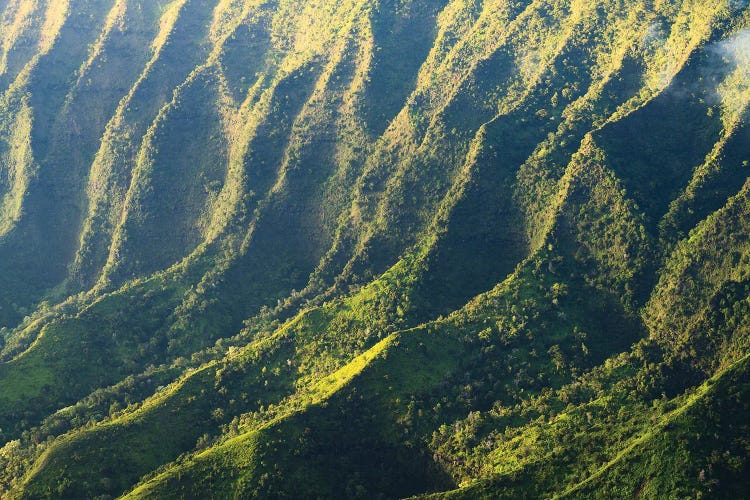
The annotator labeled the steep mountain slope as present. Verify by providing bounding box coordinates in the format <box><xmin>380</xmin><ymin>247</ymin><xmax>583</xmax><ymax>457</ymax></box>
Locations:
<box><xmin>0</xmin><ymin>0</ymin><xmax>748</xmax><ymax>497</ymax></box>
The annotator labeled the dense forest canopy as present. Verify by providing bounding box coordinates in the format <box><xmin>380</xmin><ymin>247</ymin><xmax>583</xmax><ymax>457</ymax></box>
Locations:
<box><xmin>0</xmin><ymin>0</ymin><xmax>748</xmax><ymax>497</ymax></box>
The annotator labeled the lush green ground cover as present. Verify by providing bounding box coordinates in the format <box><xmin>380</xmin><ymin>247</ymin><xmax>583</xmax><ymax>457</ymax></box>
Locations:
<box><xmin>0</xmin><ymin>0</ymin><xmax>748</xmax><ymax>497</ymax></box>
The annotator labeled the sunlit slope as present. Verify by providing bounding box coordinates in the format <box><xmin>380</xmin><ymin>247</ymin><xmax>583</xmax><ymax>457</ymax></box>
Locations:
<box><xmin>0</xmin><ymin>0</ymin><xmax>748</xmax><ymax>498</ymax></box>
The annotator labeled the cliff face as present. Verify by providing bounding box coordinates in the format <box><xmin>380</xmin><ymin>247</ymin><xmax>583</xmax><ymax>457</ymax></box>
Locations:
<box><xmin>0</xmin><ymin>0</ymin><xmax>748</xmax><ymax>497</ymax></box>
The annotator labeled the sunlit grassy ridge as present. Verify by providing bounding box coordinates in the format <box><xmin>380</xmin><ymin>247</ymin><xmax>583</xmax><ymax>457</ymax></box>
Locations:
<box><xmin>0</xmin><ymin>0</ymin><xmax>748</xmax><ymax>497</ymax></box>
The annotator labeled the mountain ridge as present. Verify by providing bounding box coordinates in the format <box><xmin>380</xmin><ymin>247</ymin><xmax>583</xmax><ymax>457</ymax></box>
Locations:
<box><xmin>0</xmin><ymin>0</ymin><xmax>748</xmax><ymax>497</ymax></box>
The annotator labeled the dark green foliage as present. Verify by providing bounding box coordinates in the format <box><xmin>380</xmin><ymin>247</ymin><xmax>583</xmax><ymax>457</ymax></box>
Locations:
<box><xmin>0</xmin><ymin>0</ymin><xmax>748</xmax><ymax>498</ymax></box>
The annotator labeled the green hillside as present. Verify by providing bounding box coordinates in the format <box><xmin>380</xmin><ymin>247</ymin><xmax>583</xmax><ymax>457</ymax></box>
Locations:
<box><xmin>0</xmin><ymin>0</ymin><xmax>748</xmax><ymax>497</ymax></box>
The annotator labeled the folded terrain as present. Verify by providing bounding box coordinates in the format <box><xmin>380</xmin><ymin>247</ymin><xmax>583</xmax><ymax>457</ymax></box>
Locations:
<box><xmin>0</xmin><ymin>0</ymin><xmax>748</xmax><ymax>497</ymax></box>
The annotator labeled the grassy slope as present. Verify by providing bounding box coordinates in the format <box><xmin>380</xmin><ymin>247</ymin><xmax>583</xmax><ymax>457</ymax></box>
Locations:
<box><xmin>0</xmin><ymin>0</ymin><xmax>748</xmax><ymax>498</ymax></box>
<box><xmin>426</xmin><ymin>179</ymin><xmax>750</xmax><ymax>498</ymax></box>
